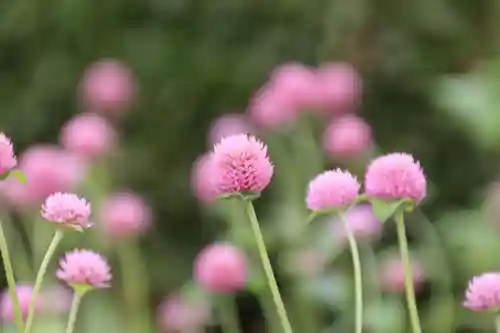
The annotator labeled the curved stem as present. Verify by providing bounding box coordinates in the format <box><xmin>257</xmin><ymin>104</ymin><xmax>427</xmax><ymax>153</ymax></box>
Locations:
<box><xmin>245</xmin><ymin>201</ymin><xmax>293</xmax><ymax>333</ymax></box>
<box><xmin>65</xmin><ymin>292</ymin><xmax>83</xmax><ymax>333</ymax></box>
<box><xmin>24</xmin><ymin>229</ymin><xmax>64</xmax><ymax>333</ymax></box>
<box><xmin>0</xmin><ymin>218</ymin><xmax>25</xmax><ymax>332</ymax></box>
<box><xmin>218</xmin><ymin>294</ymin><xmax>242</xmax><ymax>333</ymax></box>
<box><xmin>395</xmin><ymin>211</ymin><xmax>422</xmax><ymax>333</ymax></box>
<box><xmin>339</xmin><ymin>214</ymin><xmax>363</xmax><ymax>333</ymax></box>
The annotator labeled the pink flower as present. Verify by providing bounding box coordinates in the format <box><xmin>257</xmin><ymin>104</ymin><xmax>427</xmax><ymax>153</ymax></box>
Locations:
<box><xmin>306</xmin><ymin>169</ymin><xmax>360</xmax><ymax>211</ymax></box>
<box><xmin>380</xmin><ymin>257</ymin><xmax>425</xmax><ymax>292</ymax></box>
<box><xmin>57</xmin><ymin>249</ymin><xmax>112</xmax><ymax>289</ymax></box>
<box><xmin>208</xmin><ymin>113</ymin><xmax>252</xmax><ymax>146</ymax></box>
<box><xmin>79</xmin><ymin>59</ymin><xmax>135</xmax><ymax>114</ymax></box>
<box><xmin>194</xmin><ymin>244</ymin><xmax>247</xmax><ymax>292</ymax></box>
<box><xmin>0</xmin><ymin>284</ymin><xmax>39</xmax><ymax>322</ymax></box>
<box><xmin>0</xmin><ymin>133</ymin><xmax>17</xmax><ymax>175</ymax></box>
<box><xmin>463</xmin><ymin>272</ymin><xmax>500</xmax><ymax>311</ymax></box>
<box><xmin>99</xmin><ymin>192</ymin><xmax>151</xmax><ymax>239</ymax></box>
<box><xmin>210</xmin><ymin>134</ymin><xmax>273</xmax><ymax>196</ymax></box>
<box><xmin>40</xmin><ymin>285</ymin><xmax>72</xmax><ymax>315</ymax></box>
<box><xmin>41</xmin><ymin>193</ymin><xmax>91</xmax><ymax>231</ymax></box>
<box><xmin>323</xmin><ymin>115</ymin><xmax>372</xmax><ymax>159</ymax></box>
<box><xmin>365</xmin><ymin>153</ymin><xmax>427</xmax><ymax>203</ymax></box>
<box><xmin>158</xmin><ymin>294</ymin><xmax>209</xmax><ymax>332</ymax></box>
<box><xmin>190</xmin><ymin>154</ymin><xmax>217</xmax><ymax>204</ymax></box>
<box><xmin>60</xmin><ymin>113</ymin><xmax>117</xmax><ymax>159</ymax></box>
<box><xmin>332</xmin><ymin>204</ymin><xmax>382</xmax><ymax>243</ymax></box>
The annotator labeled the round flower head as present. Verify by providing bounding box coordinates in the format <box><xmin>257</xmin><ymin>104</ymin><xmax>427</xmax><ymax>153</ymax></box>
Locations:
<box><xmin>332</xmin><ymin>204</ymin><xmax>382</xmax><ymax>243</ymax></box>
<box><xmin>323</xmin><ymin>115</ymin><xmax>373</xmax><ymax>159</ymax></box>
<box><xmin>463</xmin><ymin>272</ymin><xmax>500</xmax><ymax>312</ymax></box>
<box><xmin>0</xmin><ymin>284</ymin><xmax>39</xmax><ymax>322</ymax></box>
<box><xmin>208</xmin><ymin>113</ymin><xmax>252</xmax><ymax>147</ymax></box>
<box><xmin>57</xmin><ymin>249</ymin><xmax>111</xmax><ymax>289</ymax></box>
<box><xmin>190</xmin><ymin>154</ymin><xmax>218</xmax><ymax>204</ymax></box>
<box><xmin>210</xmin><ymin>134</ymin><xmax>273</xmax><ymax>196</ymax></box>
<box><xmin>380</xmin><ymin>257</ymin><xmax>425</xmax><ymax>292</ymax></box>
<box><xmin>158</xmin><ymin>294</ymin><xmax>209</xmax><ymax>332</ymax></box>
<box><xmin>41</xmin><ymin>193</ymin><xmax>91</xmax><ymax>231</ymax></box>
<box><xmin>60</xmin><ymin>113</ymin><xmax>117</xmax><ymax>159</ymax></box>
<box><xmin>194</xmin><ymin>244</ymin><xmax>247</xmax><ymax>292</ymax></box>
<box><xmin>306</xmin><ymin>169</ymin><xmax>360</xmax><ymax>211</ymax></box>
<box><xmin>0</xmin><ymin>133</ymin><xmax>17</xmax><ymax>176</ymax></box>
<box><xmin>365</xmin><ymin>153</ymin><xmax>426</xmax><ymax>203</ymax></box>
<box><xmin>99</xmin><ymin>192</ymin><xmax>151</xmax><ymax>239</ymax></box>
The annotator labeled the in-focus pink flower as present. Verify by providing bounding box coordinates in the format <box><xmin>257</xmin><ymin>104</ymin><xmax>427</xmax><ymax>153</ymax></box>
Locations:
<box><xmin>190</xmin><ymin>154</ymin><xmax>217</xmax><ymax>204</ymax></box>
<box><xmin>158</xmin><ymin>294</ymin><xmax>209</xmax><ymax>332</ymax></box>
<box><xmin>332</xmin><ymin>204</ymin><xmax>382</xmax><ymax>243</ymax></box>
<box><xmin>79</xmin><ymin>59</ymin><xmax>135</xmax><ymax>114</ymax></box>
<box><xmin>365</xmin><ymin>153</ymin><xmax>427</xmax><ymax>203</ymax></box>
<box><xmin>40</xmin><ymin>285</ymin><xmax>72</xmax><ymax>315</ymax></box>
<box><xmin>0</xmin><ymin>284</ymin><xmax>39</xmax><ymax>322</ymax></box>
<box><xmin>323</xmin><ymin>115</ymin><xmax>372</xmax><ymax>159</ymax></box>
<box><xmin>210</xmin><ymin>134</ymin><xmax>273</xmax><ymax>196</ymax></box>
<box><xmin>41</xmin><ymin>193</ymin><xmax>91</xmax><ymax>231</ymax></box>
<box><xmin>99</xmin><ymin>192</ymin><xmax>151</xmax><ymax>239</ymax></box>
<box><xmin>194</xmin><ymin>244</ymin><xmax>247</xmax><ymax>292</ymax></box>
<box><xmin>60</xmin><ymin>113</ymin><xmax>117</xmax><ymax>159</ymax></box>
<box><xmin>208</xmin><ymin>113</ymin><xmax>252</xmax><ymax>146</ymax></box>
<box><xmin>57</xmin><ymin>249</ymin><xmax>111</xmax><ymax>289</ymax></box>
<box><xmin>306</xmin><ymin>169</ymin><xmax>360</xmax><ymax>211</ymax></box>
<box><xmin>463</xmin><ymin>272</ymin><xmax>500</xmax><ymax>311</ymax></box>
<box><xmin>0</xmin><ymin>133</ymin><xmax>17</xmax><ymax>175</ymax></box>
<box><xmin>380</xmin><ymin>257</ymin><xmax>425</xmax><ymax>292</ymax></box>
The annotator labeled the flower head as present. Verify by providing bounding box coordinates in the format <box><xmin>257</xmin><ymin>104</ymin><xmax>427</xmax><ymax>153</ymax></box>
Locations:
<box><xmin>208</xmin><ymin>113</ymin><xmax>252</xmax><ymax>147</ymax></box>
<box><xmin>463</xmin><ymin>272</ymin><xmax>500</xmax><ymax>312</ymax></box>
<box><xmin>158</xmin><ymin>294</ymin><xmax>209</xmax><ymax>332</ymax></box>
<box><xmin>194</xmin><ymin>244</ymin><xmax>247</xmax><ymax>292</ymax></box>
<box><xmin>57</xmin><ymin>249</ymin><xmax>111</xmax><ymax>289</ymax></box>
<box><xmin>323</xmin><ymin>115</ymin><xmax>372</xmax><ymax>159</ymax></box>
<box><xmin>99</xmin><ymin>192</ymin><xmax>151</xmax><ymax>239</ymax></box>
<box><xmin>190</xmin><ymin>154</ymin><xmax>218</xmax><ymax>204</ymax></box>
<box><xmin>210</xmin><ymin>134</ymin><xmax>273</xmax><ymax>196</ymax></box>
<box><xmin>41</xmin><ymin>193</ymin><xmax>91</xmax><ymax>231</ymax></box>
<box><xmin>365</xmin><ymin>153</ymin><xmax>426</xmax><ymax>203</ymax></box>
<box><xmin>306</xmin><ymin>169</ymin><xmax>360</xmax><ymax>211</ymax></box>
<box><xmin>0</xmin><ymin>284</ymin><xmax>39</xmax><ymax>322</ymax></box>
<box><xmin>380</xmin><ymin>257</ymin><xmax>425</xmax><ymax>292</ymax></box>
<box><xmin>0</xmin><ymin>133</ymin><xmax>17</xmax><ymax>175</ymax></box>
<box><xmin>332</xmin><ymin>204</ymin><xmax>382</xmax><ymax>243</ymax></box>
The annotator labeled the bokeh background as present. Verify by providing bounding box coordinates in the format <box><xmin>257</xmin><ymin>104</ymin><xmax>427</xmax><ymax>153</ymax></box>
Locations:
<box><xmin>2</xmin><ymin>0</ymin><xmax>500</xmax><ymax>332</ymax></box>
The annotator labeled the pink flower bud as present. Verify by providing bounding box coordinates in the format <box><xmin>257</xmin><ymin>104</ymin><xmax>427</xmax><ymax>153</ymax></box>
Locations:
<box><xmin>0</xmin><ymin>284</ymin><xmax>39</xmax><ymax>322</ymax></box>
<box><xmin>158</xmin><ymin>294</ymin><xmax>209</xmax><ymax>332</ymax></box>
<box><xmin>57</xmin><ymin>249</ymin><xmax>112</xmax><ymax>289</ymax></box>
<box><xmin>323</xmin><ymin>115</ymin><xmax>372</xmax><ymax>159</ymax></box>
<box><xmin>380</xmin><ymin>257</ymin><xmax>425</xmax><ymax>292</ymax></box>
<box><xmin>463</xmin><ymin>272</ymin><xmax>500</xmax><ymax>311</ymax></box>
<box><xmin>41</xmin><ymin>192</ymin><xmax>91</xmax><ymax>231</ymax></box>
<box><xmin>331</xmin><ymin>204</ymin><xmax>382</xmax><ymax>243</ymax></box>
<box><xmin>306</xmin><ymin>169</ymin><xmax>360</xmax><ymax>211</ymax></box>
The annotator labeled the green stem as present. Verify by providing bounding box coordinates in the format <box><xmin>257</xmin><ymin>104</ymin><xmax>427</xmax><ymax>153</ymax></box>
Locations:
<box><xmin>24</xmin><ymin>229</ymin><xmax>64</xmax><ymax>333</ymax></box>
<box><xmin>257</xmin><ymin>290</ymin><xmax>282</xmax><ymax>333</ymax></box>
<box><xmin>65</xmin><ymin>292</ymin><xmax>83</xmax><ymax>333</ymax></box>
<box><xmin>245</xmin><ymin>201</ymin><xmax>293</xmax><ymax>333</ymax></box>
<box><xmin>339</xmin><ymin>214</ymin><xmax>363</xmax><ymax>333</ymax></box>
<box><xmin>395</xmin><ymin>211</ymin><xmax>422</xmax><ymax>333</ymax></box>
<box><xmin>495</xmin><ymin>314</ymin><xmax>500</xmax><ymax>333</ymax></box>
<box><xmin>218</xmin><ymin>294</ymin><xmax>242</xmax><ymax>333</ymax></box>
<box><xmin>0</xmin><ymin>218</ymin><xmax>25</xmax><ymax>332</ymax></box>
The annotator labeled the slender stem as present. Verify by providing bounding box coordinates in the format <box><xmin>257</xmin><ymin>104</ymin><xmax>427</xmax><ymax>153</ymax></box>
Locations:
<box><xmin>0</xmin><ymin>218</ymin><xmax>25</xmax><ymax>332</ymax></box>
<box><xmin>339</xmin><ymin>214</ymin><xmax>363</xmax><ymax>333</ymax></box>
<box><xmin>65</xmin><ymin>292</ymin><xmax>83</xmax><ymax>333</ymax></box>
<box><xmin>257</xmin><ymin>290</ymin><xmax>282</xmax><ymax>333</ymax></box>
<box><xmin>218</xmin><ymin>294</ymin><xmax>242</xmax><ymax>333</ymax></box>
<box><xmin>395</xmin><ymin>211</ymin><xmax>422</xmax><ymax>333</ymax></box>
<box><xmin>24</xmin><ymin>229</ymin><xmax>64</xmax><ymax>333</ymax></box>
<box><xmin>245</xmin><ymin>201</ymin><xmax>293</xmax><ymax>333</ymax></box>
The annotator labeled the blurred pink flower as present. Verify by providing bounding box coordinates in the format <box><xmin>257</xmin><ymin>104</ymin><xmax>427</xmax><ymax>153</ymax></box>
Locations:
<box><xmin>40</xmin><ymin>285</ymin><xmax>72</xmax><ymax>315</ymax></box>
<box><xmin>99</xmin><ymin>191</ymin><xmax>151</xmax><ymax>239</ymax></box>
<box><xmin>158</xmin><ymin>294</ymin><xmax>209</xmax><ymax>332</ymax></box>
<box><xmin>190</xmin><ymin>154</ymin><xmax>217</xmax><ymax>204</ymax></box>
<box><xmin>208</xmin><ymin>113</ymin><xmax>252</xmax><ymax>146</ymax></box>
<box><xmin>79</xmin><ymin>59</ymin><xmax>135</xmax><ymax>115</ymax></box>
<box><xmin>463</xmin><ymin>272</ymin><xmax>500</xmax><ymax>311</ymax></box>
<box><xmin>306</xmin><ymin>169</ymin><xmax>360</xmax><ymax>211</ymax></box>
<box><xmin>41</xmin><ymin>192</ymin><xmax>91</xmax><ymax>231</ymax></box>
<box><xmin>60</xmin><ymin>113</ymin><xmax>117</xmax><ymax>159</ymax></box>
<box><xmin>0</xmin><ymin>133</ymin><xmax>17</xmax><ymax>175</ymax></box>
<box><xmin>57</xmin><ymin>249</ymin><xmax>112</xmax><ymax>289</ymax></box>
<box><xmin>365</xmin><ymin>153</ymin><xmax>427</xmax><ymax>203</ymax></box>
<box><xmin>0</xmin><ymin>284</ymin><xmax>39</xmax><ymax>322</ymax></box>
<box><xmin>210</xmin><ymin>134</ymin><xmax>273</xmax><ymax>196</ymax></box>
<box><xmin>194</xmin><ymin>243</ymin><xmax>247</xmax><ymax>292</ymax></box>
<box><xmin>380</xmin><ymin>257</ymin><xmax>425</xmax><ymax>292</ymax></box>
<box><xmin>323</xmin><ymin>115</ymin><xmax>372</xmax><ymax>159</ymax></box>
<box><xmin>332</xmin><ymin>204</ymin><xmax>382</xmax><ymax>243</ymax></box>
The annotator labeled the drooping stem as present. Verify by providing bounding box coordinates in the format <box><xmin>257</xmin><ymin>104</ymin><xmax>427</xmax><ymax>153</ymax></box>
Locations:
<box><xmin>24</xmin><ymin>229</ymin><xmax>63</xmax><ymax>333</ymax></box>
<box><xmin>0</xmin><ymin>218</ymin><xmax>25</xmax><ymax>332</ymax></box>
<box><xmin>245</xmin><ymin>200</ymin><xmax>293</xmax><ymax>333</ymax></box>
<box><xmin>339</xmin><ymin>213</ymin><xmax>363</xmax><ymax>333</ymax></box>
<box><xmin>65</xmin><ymin>291</ymin><xmax>83</xmax><ymax>333</ymax></box>
<box><xmin>395</xmin><ymin>211</ymin><xmax>422</xmax><ymax>333</ymax></box>
<box><xmin>218</xmin><ymin>294</ymin><xmax>242</xmax><ymax>333</ymax></box>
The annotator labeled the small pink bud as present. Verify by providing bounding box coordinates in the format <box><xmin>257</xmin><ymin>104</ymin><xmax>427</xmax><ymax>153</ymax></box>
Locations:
<box><xmin>0</xmin><ymin>133</ymin><xmax>17</xmax><ymax>176</ymax></box>
<box><xmin>158</xmin><ymin>294</ymin><xmax>209</xmax><ymax>332</ymax></box>
<box><xmin>323</xmin><ymin>115</ymin><xmax>372</xmax><ymax>159</ymax></box>
<box><xmin>380</xmin><ymin>257</ymin><xmax>425</xmax><ymax>292</ymax></box>
<box><xmin>190</xmin><ymin>154</ymin><xmax>217</xmax><ymax>204</ymax></box>
<box><xmin>40</xmin><ymin>285</ymin><xmax>72</xmax><ymax>315</ymax></box>
<box><xmin>208</xmin><ymin>113</ymin><xmax>252</xmax><ymax>146</ymax></box>
<box><xmin>0</xmin><ymin>284</ymin><xmax>39</xmax><ymax>322</ymax></box>
<box><xmin>463</xmin><ymin>272</ymin><xmax>500</xmax><ymax>311</ymax></box>
<box><xmin>41</xmin><ymin>192</ymin><xmax>91</xmax><ymax>231</ymax></box>
<box><xmin>331</xmin><ymin>204</ymin><xmax>382</xmax><ymax>243</ymax></box>
<box><xmin>194</xmin><ymin>244</ymin><xmax>247</xmax><ymax>292</ymax></box>
<box><xmin>57</xmin><ymin>249</ymin><xmax>112</xmax><ymax>289</ymax></box>
<box><xmin>306</xmin><ymin>169</ymin><xmax>360</xmax><ymax>211</ymax></box>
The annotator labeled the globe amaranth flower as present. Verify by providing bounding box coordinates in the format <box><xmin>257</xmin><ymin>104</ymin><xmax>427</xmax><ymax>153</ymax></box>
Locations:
<box><xmin>364</xmin><ymin>153</ymin><xmax>426</xmax><ymax>203</ymax></box>
<box><xmin>306</xmin><ymin>169</ymin><xmax>360</xmax><ymax>211</ymax></box>
<box><xmin>463</xmin><ymin>272</ymin><xmax>500</xmax><ymax>312</ymax></box>
<box><xmin>158</xmin><ymin>294</ymin><xmax>209</xmax><ymax>332</ymax></box>
<box><xmin>41</xmin><ymin>193</ymin><xmax>91</xmax><ymax>231</ymax></box>
<box><xmin>194</xmin><ymin>244</ymin><xmax>247</xmax><ymax>292</ymax></box>
<box><xmin>0</xmin><ymin>133</ymin><xmax>17</xmax><ymax>176</ymax></box>
<box><xmin>210</xmin><ymin>134</ymin><xmax>273</xmax><ymax>196</ymax></box>
<box><xmin>380</xmin><ymin>257</ymin><xmax>425</xmax><ymax>292</ymax></box>
<box><xmin>57</xmin><ymin>249</ymin><xmax>112</xmax><ymax>290</ymax></box>
<box><xmin>323</xmin><ymin>115</ymin><xmax>373</xmax><ymax>160</ymax></box>
<box><xmin>0</xmin><ymin>284</ymin><xmax>40</xmax><ymax>322</ymax></box>
<box><xmin>332</xmin><ymin>204</ymin><xmax>382</xmax><ymax>243</ymax></box>
<box><xmin>208</xmin><ymin>113</ymin><xmax>252</xmax><ymax>147</ymax></box>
